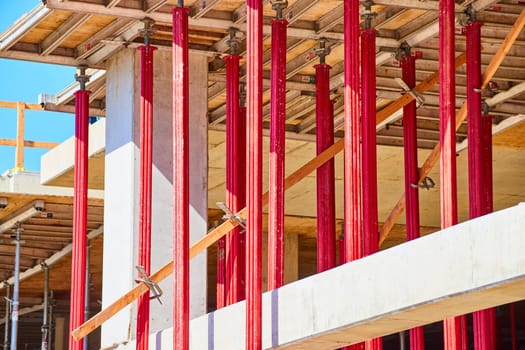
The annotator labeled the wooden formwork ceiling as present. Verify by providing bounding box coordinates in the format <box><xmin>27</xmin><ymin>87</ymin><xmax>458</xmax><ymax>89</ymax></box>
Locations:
<box><xmin>1</xmin><ymin>0</ymin><xmax>525</xmax><ymax>148</ymax></box>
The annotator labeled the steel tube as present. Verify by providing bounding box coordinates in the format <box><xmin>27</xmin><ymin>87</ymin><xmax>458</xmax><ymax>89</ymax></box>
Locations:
<box><xmin>68</xmin><ymin>87</ymin><xmax>90</xmax><ymax>350</ymax></box>
<box><xmin>9</xmin><ymin>225</ymin><xmax>21</xmax><ymax>350</ymax></box>
<box><xmin>467</xmin><ymin>20</ymin><xmax>496</xmax><ymax>350</ymax></box>
<box><xmin>343</xmin><ymin>0</ymin><xmax>362</xmax><ymax>264</ymax></box>
<box><xmin>361</xmin><ymin>27</ymin><xmax>382</xmax><ymax>350</ymax></box>
<box><xmin>343</xmin><ymin>2</ymin><xmax>363</xmax><ymax>348</ymax></box>
<box><xmin>137</xmin><ymin>43</ymin><xmax>156</xmax><ymax>350</ymax></box>
<box><xmin>3</xmin><ymin>284</ymin><xmax>9</xmax><ymax>350</ymax></box>
<box><xmin>440</xmin><ymin>0</ymin><xmax>462</xmax><ymax>346</ymax></box>
<box><xmin>238</xmin><ymin>104</ymin><xmax>247</xmax><ymax>302</ymax></box>
<box><xmin>225</xmin><ymin>54</ymin><xmax>245</xmax><ymax>305</ymax></box>
<box><xmin>83</xmin><ymin>246</ymin><xmax>90</xmax><ymax>350</ymax></box>
<box><xmin>246</xmin><ymin>0</ymin><xmax>263</xmax><ymax>348</ymax></box>
<box><xmin>361</xmin><ymin>28</ymin><xmax>379</xmax><ymax>257</ymax></box>
<box><xmin>41</xmin><ymin>265</ymin><xmax>49</xmax><ymax>350</ymax></box>
<box><xmin>315</xmin><ymin>63</ymin><xmax>336</xmax><ymax>273</ymax></box>
<box><xmin>482</xmin><ymin>113</ymin><xmax>493</xmax><ymax>214</ymax></box>
<box><xmin>268</xmin><ymin>18</ymin><xmax>287</xmax><ymax>290</ymax></box>
<box><xmin>401</xmin><ymin>55</ymin><xmax>425</xmax><ymax>350</ymax></box>
<box><xmin>172</xmin><ymin>6</ymin><xmax>190</xmax><ymax>350</ymax></box>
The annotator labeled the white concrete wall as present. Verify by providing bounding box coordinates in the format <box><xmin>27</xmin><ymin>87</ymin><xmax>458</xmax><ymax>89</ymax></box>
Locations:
<box><xmin>101</xmin><ymin>48</ymin><xmax>208</xmax><ymax>348</ymax></box>
<box><xmin>120</xmin><ymin>203</ymin><xmax>525</xmax><ymax>350</ymax></box>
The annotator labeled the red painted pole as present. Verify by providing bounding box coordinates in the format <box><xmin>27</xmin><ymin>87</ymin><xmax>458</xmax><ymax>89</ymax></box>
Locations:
<box><xmin>361</xmin><ymin>28</ymin><xmax>379</xmax><ymax>258</ymax></box>
<box><xmin>361</xmin><ymin>26</ymin><xmax>382</xmax><ymax>350</ymax></box>
<box><xmin>481</xmin><ymin>112</ymin><xmax>493</xmax><ymax>214</ymax></box>
<box><xmin>136</xmin><ymin>43</ymin><xmax>156</xmax><ymax>350</ymax></box>
<box><xmin>343</xmin><ymin>0</ymin><xmax>362</xmax><ymax>264</ymax></box>
<box><xmin>225</xmin><ymin>54</ymin><xmax>245</xmax><ymax>305</ymax></box>
<box><xmin>440</xmin><ymin>0</ymin><xmax>464</xmax><ymax>347</ymax></box>
<box><xmin>268</xmin><ymin>18</ymin><xmax>287</xmax><ymax>290</ymax></box>
<box><xmin>466</xmin><ymin>19</ymin><xmax>496</xmax><ymax>350</ymax></box>
<box><xmin>315</xmin><ymin>62</ymin><xmax>336</xmax><ymax>273</ymax></box>
<box><xmin>172</xmin><ymin>6</ymin><xmax>189</xmax><ymax>350</ymax></box>
<box><xmin>68</xmin><ymin>78</ymin><xmax>90</xmax><ymax>350</ymax></box>
<box><xmin>401</xmin><ymin>54</ymin><xmax>425</xmax><ymax>350</ymax></box>
<box><xmin>239</xmin><ymin>103</ymin><xmax>247</xmax><ymax>302</ymax></box>
<box><xmin>343</xmin><ymin>1</ymin><xmax>363</xmax><ymax>348</ymax></box>
<box><xmin>246</xmin><ymin>0</ymin><xmax>263</xmax><ymax>348</ymax></box>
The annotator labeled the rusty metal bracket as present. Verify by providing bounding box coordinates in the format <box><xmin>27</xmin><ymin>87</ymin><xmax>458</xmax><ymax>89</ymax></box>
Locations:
<box><xmin>216</xmin><ymin>202</ymin><xmax>246</xmax><ymax>231</ymax></box>
<box><xmin>135</xmin><ymin>266</ymin><xmax>163</xmax><ymax>304</ymax></box>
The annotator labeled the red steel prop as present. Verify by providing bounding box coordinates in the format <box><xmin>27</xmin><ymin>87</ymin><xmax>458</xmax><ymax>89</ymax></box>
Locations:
<box><xmin>401</xmin><ymin>53</ymin><xmax>425</xmax><ymax>350</ymax></box>
<box><xmin>68</xmin><ymin>74</ymin><xmax>90</xmax><ymax>350</ymax></box>
<box><xmin>315</xmin><ymin>61</ymin><xmax>336</xmax><ymax>273</ymax></box>
<box><xmin>172</xmin><ymin>6</ymin><xmax>190</xmax><ymax>350</ymax></box>
<box><xmin>467</xmin><ymin>20</ymin><xmax>496</xmax><ymax>350</ymax></box>
<box><xmin>225</xmin><ymin>54</ymin><xmax>245</xmax><ymax>305</ymax></box>
<box><xmin>136</xmin><ymin>42</ymin><xmax>157</xmax><ymax>350</ymax></box>
<box><xmin>246</xmin><ymin>0</ymin><xmax>263</xmax><ymax>348</ymax></box>
<box><xmin>343</xmin><ymin>1</ymin><xmax>363</xmax><ymax>347</ymax></box>
<box><xmin>268</xmin><ymin>18</ymin><xmax>287</xmax><ymax>290</ymax></box>
<box><xmin>361</xmin><ymin>27</ymin><xmax>382</xmax><ymax>350</ymax></box>
<box><xmin>440</xmin><ymin>0</ymin><xmax>464</xmax><ymax>347</ymax></box>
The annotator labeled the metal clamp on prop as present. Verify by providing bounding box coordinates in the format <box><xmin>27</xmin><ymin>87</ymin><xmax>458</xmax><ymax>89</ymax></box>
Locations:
<box><xmin>135</xmin><ymin>266</ymin><xmax>163</xmax><ymax>304</ymax></box>
<box><xmin>411</xmin><ymin>176</ymin><xmax>435</xmax><ymax>190</ymax></box>
<box><xmin>395</xmin><ymin>77</ymin><xmax>425</xmax><ymax>107</ymax></box>
<box><xmin>216</xmin><ymin>202</ymin><xmax>246</xmax><ymax>230</ymax></box>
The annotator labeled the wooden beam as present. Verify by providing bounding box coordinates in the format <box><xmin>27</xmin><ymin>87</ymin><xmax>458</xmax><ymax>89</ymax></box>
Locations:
<box><xmin>379</xmin><ymin>6</ymin><xmax>525</xmax><ymax>244</ymax></box>
<box><xmin>75</xmin><ymin>18</ymin><xmax>133</xmax><ymax>60</ymax></box>
<box><xmin>191</xmin><ymin>0</ymin><xmax>221</xmax><ymax>19</ymax></box>
<box><xmin>41</xmin><ymin>13</ymin><xmax>91</xmax><ymax>56</ymax></box>
<box><xmin>15</xmin><ymin>102</ymin><xmax>25</xmax><ymax>169</ymax></box>
<box><xmin>0</xmin><ymin>4</ymin><xmax>51</xmax><ymax>51</ymax></box>
<box><xmin>0</xmin><ymin>101</ymin><xmax>41</xmax><ymax>110</ymax></box>
<box><xmin>0</xmin><ymin>139</ymin><xmax>59</xmax><ymax>149</ymax></box>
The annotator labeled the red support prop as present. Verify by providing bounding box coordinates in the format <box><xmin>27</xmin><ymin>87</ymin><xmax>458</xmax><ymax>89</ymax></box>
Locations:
<box><xmin>315</xmin><ymin>63</ymin><xmax>336</xmax><ymax>273</ymax></box>
<box><xmin>401</xmin><ymin>54</ymin><xmax>425</xmax><ymax>350</ymax></box>
<box><xmin>466</xmin><ymin>20</ymin><xmax>496</xmax><ymax>350</ymax></box>
<box><xmin>361</xmin><ymin>27</ymin><xmax>382</xmax><ymax>350</ymax></box>
<box><xmin>361</xmin><ymin>28</ymin><xmax>378</xmax><ymax>258</ymax></box>
<box><xmin>172</xmin><ymin>7</ymin><xmax>190</xmax><ymax>350</ymax></box>
<box><xmin>481</xmin><ymin>113</ymin><xmax>493</xmax><ymax>214</ymax></box>
<box><xmin>343</xmin><ymin>1</ymin><xmax>363</xmax><ymax>348</ymax></box>
<box><xmin>246</xmin><ymin>0</ymin><xmax>263</xmax><ymax>348</ymax></box>
<box><xmin>68</xmin><ymin>88</ymin><xmax>90</xmax><ymax>350</ymax></box>
<box><xmin>225</xmin><ymin>54</ymin><xmax>245</xmax><ymax>305</ymax></box>
<box><xmin>239</xmin><ymin>104</ymin><xmax>247</xmax><ymax>302</ymax></box>
<box><xmin>268</xmin><ymin>18</ymin><xmax>287</xmax><ymax>290</ymax></box>
<box><xmin>440</xmin><ymin>0</ymin><xmax>463</xmax><ymax>347</ymax></box>
<box><xmin>136</xmin><ymin>44</ymin><xmax>157</xmax><ymax>350</ymax></box>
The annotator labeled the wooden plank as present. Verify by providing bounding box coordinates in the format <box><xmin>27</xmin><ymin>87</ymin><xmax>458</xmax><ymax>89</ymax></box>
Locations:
<box><xmin>72</xmin><ymin>50</ymin><xmax>471</xmax><ymax>342</ymax></box>
<box><xmin>15</xmin><ymin>102</ymin><xmax>25</xmax><ymax>170</ymax></box>
<box><xmin>379</xmin><ymin>6</ymin><xmax>525</xmax><ymax>244</ymax></box>
<box><xmin>41</xmin><ymin>13</ymin><xmax>91</xmax><ymax>56</ymax></box>
<box><xmin>0</xmin><ymin>139</ymin><xmax>59</xmax><ymax>149</ymax></box>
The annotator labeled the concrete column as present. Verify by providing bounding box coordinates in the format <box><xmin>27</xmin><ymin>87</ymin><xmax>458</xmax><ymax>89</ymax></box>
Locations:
<box><xmin>101</xmin><ymin>48</ymin><xmax>208</xmax><ymax>348</ymax></box>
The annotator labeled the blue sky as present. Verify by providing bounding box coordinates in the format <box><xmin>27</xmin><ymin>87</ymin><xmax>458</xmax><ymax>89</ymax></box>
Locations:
<box><xmin>0</xmin><ymin>2</ymin><xmax>76</xmax><ymax>172</ymax></box>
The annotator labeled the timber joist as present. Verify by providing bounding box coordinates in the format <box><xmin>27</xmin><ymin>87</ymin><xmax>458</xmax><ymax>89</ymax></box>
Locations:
<box><xmin>1</xmin><ymin>0</ymin><xmax>523</xmax><ymax>148</ymax></box>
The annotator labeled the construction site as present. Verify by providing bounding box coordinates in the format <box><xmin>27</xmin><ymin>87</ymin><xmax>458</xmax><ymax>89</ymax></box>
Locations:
<box><xmin>0</xmin><ymin>0</ymin><xmax>525</xmax><ymax>349</ymax></box>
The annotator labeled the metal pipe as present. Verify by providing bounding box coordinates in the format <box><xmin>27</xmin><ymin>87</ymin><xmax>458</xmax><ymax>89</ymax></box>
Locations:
<box><xmin>361</xmin><ymin>24</ymin><xmax>382</xmax><ymax>350</ymax></box>
<box><xmin>246</xmin><ymin>0</ymin><xmax>263</xmax><ymax>348</ymax></box>
<box><xmin>48</xmin><ymin>291</ymin><xmax>53</xmax><ymax>350</ymax></box>
<box><xmin>225</xmin><ymin>53</ymin><xmax>245</xmax><ymax>304</ymax></box>
<box><xmin>172</xmin><ymin>6</ymin><xmax>190</xmax><ymax>350</ymax></box>
<box><xmin>238</xmin><ymin>102</ymin><xmax>247</xmax><ymax>302</ymax></box>
<box><xmin>343</xmin><ymin>0</ymin><xmax>362</xmax><ymax>264</ymax></box>
<box><xmin>466</xmin><ymin>19</ymin><xmax>495</xmax><ymax>350</ymax></box>
<box><xmin>9</xmin><ymin>224</ymin><xmax>21</xmax><ymax>350</ymax></box>
<box><xmin>68</xmin><ymin>66</ymin><xmax>90</xmax><ymax>350</ymax></box>
<box><xmin>440</xmin><ymin>0</ymin><xmax>462</xmax><ymax>347</ymax></box>
<box><xmin>137</xmin><ymin>34</ymin><xmax>157</xmax><ymax>350</ymax></box>
<box><xmin>83</xmin><ymin>246</ymin><xmax>90</xmax><ymax>350</ymax></box>
<box><xmin>3</xmin><ymin>284</ymin><xmax>9</xmax><ymax>350</ymax></box>
<box><xmin>482</xmin><ymin>112</ymin><xmax>493</xmax><ymax>214</ymax></box>
<box><xmin>41</xmin><ymin>264</ymin><xmax>49</xmax><ymax>350</ymax></box>
<box><xmin>267</xmin><ymin>17</ymin><xmax>287</xmax><ymax>290</ymax></box>
<box><xmin>361</xmin><ymin>28</ymin><xmax>378</xmax><ymax>257</ymax></box>
<box><xmin>401</xmin><ymin>54</ymin><xmax>425</xmax><ymax>350</ymax></box>
<box><xmin>315</xmin><ymin>62</ymin><xmax>336</xmax><ymax>273</ymax></box>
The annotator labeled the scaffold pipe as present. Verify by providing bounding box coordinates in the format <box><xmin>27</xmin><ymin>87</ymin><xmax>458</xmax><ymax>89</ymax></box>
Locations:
<box><xmin>172</xmin><ymin>6</ymin><xmax>190</xmax><ymax>350</ymax></box>
<box><xmin>246</xmin><ymin>0</ymin><xmax>263</xmax><ymax>348</ymax></box>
